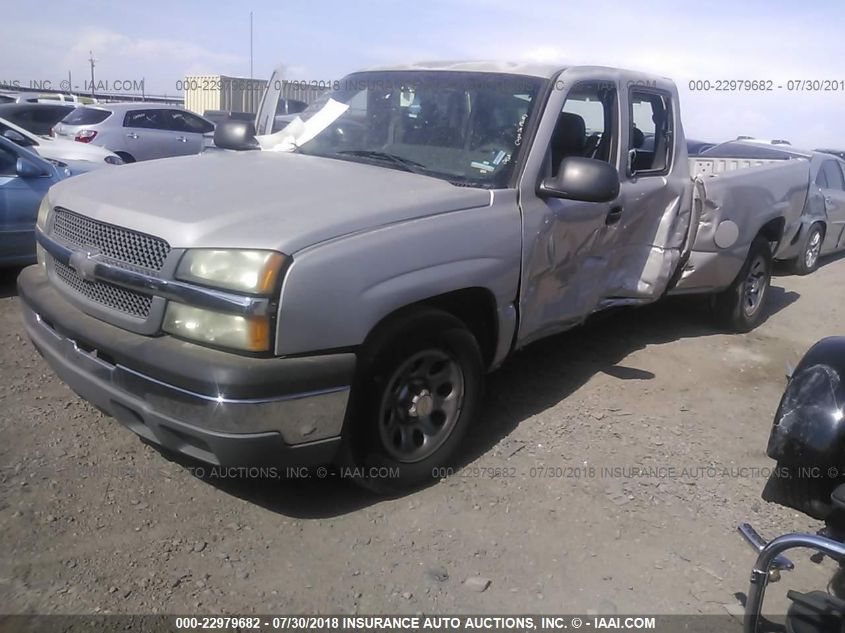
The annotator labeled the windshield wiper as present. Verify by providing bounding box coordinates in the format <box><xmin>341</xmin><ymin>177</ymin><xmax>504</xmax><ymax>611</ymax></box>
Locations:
<box><xmin>337</xmin><ymin>150</ymin><xmax>427</xmax><ymax>174</ymax></box>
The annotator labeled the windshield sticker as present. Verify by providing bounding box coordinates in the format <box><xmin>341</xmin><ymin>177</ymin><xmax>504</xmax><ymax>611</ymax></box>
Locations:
<box><xmin>514</xmin><ymin>112</ymin><xmax>528</xmax><ymax>147</ymax></box>
<box><xmin>470</xmin><ymin>161</ymin><xmax>495</xmax><ymax>173</ymax></box>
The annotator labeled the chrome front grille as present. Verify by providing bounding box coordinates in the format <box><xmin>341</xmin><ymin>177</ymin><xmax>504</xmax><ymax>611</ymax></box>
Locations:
<box><xmin>48</xmin><ymin>208</ymin><xmax>171</xmax><ymax>320</ymax></box>
<box><xmin>52</xmin><ymin>207</ymin><xmax>171</xmax><ymax>271</ymax></box>
<box><xmin>53</xmin><ymin>260</ymin><xmax>153</xmax><ymax>318</ymax></box>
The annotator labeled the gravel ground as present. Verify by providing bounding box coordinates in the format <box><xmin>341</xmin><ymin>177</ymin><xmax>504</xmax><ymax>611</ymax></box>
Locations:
<box><xmin>1</xmin><ymin>254</ymin><xmax>843</xmax><ymax>619</ymax></box>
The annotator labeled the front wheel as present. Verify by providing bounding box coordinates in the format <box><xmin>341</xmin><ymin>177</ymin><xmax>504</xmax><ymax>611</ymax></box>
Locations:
<box><xmin>712</xmin><ymin>235</ymin><xmax>773</xmax><ymax>333</ymax></box>
<box><xmin>345</xmin><ymin>308</ymin><xmax>484</xmax><ymax>493</ymax></box>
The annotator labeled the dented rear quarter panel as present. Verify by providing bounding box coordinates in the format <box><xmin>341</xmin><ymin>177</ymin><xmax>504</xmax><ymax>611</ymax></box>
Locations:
<box><xmin>672</xmin><ymin>158</ymin><xmax>811</xmax><ymax>293</ymax></box>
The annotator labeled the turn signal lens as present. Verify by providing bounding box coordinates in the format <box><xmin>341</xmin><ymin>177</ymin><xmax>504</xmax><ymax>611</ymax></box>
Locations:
<box><xmin>163</xmin><ymin>303</ymin><xmax>271</xmax><ymax>352</ymax></box>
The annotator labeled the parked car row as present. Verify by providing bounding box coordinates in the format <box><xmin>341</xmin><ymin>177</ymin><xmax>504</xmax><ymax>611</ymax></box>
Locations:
<box><xmin>0</xmin><ymin>104</ymin><xmax>123</xmax><ymax>265</ymax></box>
<box><xmin>0</xmin><ymin>98</ymin><xmax>220</xmax><ymax>266</ymax></box>
<box><xmin>817</xmin><ymin>148</ymin><xmax>845</xmax><ymax>161</ymax></box>
<box><xmin>0</xmin><ymin>103</ymin><xmax>76</xmax><ymax>136</ymax></box>
<box><xmin>1</xmin><ymin>116</ymin><xmax>122</xmax><ymax>165</ymax></box>
<box><xmin>53</xmin><ymin>103</ymin><xmax>215</xmax><ymax>163</ymax></box>
<box><xmin>0</xmin><ymin>90</ymin><xmax>88</xmax><ymax>104</ymax></box>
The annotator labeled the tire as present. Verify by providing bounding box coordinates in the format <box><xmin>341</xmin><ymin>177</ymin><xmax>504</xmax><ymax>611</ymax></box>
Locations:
<box><xmin>115</xmin><ymin>151</ymin><xmax>136</xmax><ymax>163</ymax></box>
<box><xmin>344</xmin><ymin>308</ymin><xmax>484</xmax><ymax>493</ymax></box>
<box><xmin>791</xmin><ymin>223</ymin><xmax>824</xmax><ymax>275</ymax></box>
<box><xmin>712</xmin><ymin>235</ymin><xmax>773</xmax><ymax>333</ymax></box>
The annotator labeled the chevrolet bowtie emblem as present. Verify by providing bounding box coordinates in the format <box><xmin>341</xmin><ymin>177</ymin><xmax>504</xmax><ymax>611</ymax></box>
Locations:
<box><xmin>68</xmin><ymin>247</ymin><xmax>101</xmax><ymax>282</ymax></box>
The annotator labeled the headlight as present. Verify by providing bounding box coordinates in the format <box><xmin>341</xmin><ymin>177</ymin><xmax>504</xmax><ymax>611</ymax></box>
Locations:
<box><xmin>176</xmin><ymin>249</ymin><xmax>287</xmax><ymax>294</ymax></box>
<box><xmin>104</xmin><ymin>155</ymin><xmax>124</xmax><ymax>165</ymax></box>
<box><xmin>163</xmin><ymin>303</ymin><xmax>271</xmax><ymax>352</ymax></box>
<box><xmin>36</xmin><ymin>196</ymin><xmax>51</xmax><ymax>231</ymax></box>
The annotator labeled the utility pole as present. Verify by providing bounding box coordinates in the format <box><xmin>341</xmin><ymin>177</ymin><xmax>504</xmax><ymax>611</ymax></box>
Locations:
<box><xmin>88</xmin><ymin>50</ymin><xmax>97</xmax><ymax>99</ymax></box>
<box><xmin>249</xmin><ymin>11</ymin><xmax>255</xmax><ymax>111</ymax></box>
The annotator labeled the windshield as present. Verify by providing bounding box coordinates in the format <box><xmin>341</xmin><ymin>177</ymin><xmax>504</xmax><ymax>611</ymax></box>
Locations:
<box><xmin>291</xmin><ymin>71</ymin><xmax>545</xmax><ymax>188</ymax></box>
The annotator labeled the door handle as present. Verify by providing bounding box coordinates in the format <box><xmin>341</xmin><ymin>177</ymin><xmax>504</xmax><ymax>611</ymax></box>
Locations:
<box><xmin>606</xmin><ymin>206</ymin><xmax>623</xmax><ymax>225</ymax></box>
<box><xmin>126</xmin><ymin>132</ymin><xmax>138</xmax><ymax>139</ymax></box>
<box><xmin>176</xmin><ymin>136</ymin><xmax>188</xmax><ymax>142</ymax></box>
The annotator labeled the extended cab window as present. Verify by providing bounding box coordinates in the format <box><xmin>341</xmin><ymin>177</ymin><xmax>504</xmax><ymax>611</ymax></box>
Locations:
<box><xmin>629</xmin><ymin>90</ymin><xmax>672</xmax><ymax>175</ymax></box>
<box><xmin>549</xmin><ymin>82</ymin><xmax>617</xmax><ymax>176</ymax></box>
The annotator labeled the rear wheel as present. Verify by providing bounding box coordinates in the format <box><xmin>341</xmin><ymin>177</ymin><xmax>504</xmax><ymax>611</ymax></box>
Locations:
<box><xmin>712</xmin><ymin>235</ymin><xmax>772</xmax><ymax>332</ymax></box>
<box><xmin>791</xmin><ymin>223</ymin><xmax>824</xmax><ymax>275</ymax></box>
<box><xmin>344</xmin><ymin>308</ymin><xmax>484</xmax><ymax>493</ymax></box>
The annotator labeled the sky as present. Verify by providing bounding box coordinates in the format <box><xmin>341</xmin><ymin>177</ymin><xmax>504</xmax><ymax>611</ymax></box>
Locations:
<box><xmin>3</xmin><ymin>0</ymin><xmax>844</xmax><ymax>149</ymax></box>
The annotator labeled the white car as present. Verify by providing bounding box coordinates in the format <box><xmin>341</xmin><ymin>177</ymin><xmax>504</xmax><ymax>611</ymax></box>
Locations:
<box><xmin>53</xmin><ymin>103</ymin><xmax>215</xmax><ymax>162</ymax></box>
<box><xmin>0</xmin><ymin>116</ymin><xmax>123</xmax><ymax>166</ymax></box>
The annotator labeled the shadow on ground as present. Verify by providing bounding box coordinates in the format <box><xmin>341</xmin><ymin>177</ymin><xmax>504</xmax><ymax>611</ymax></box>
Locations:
<box><xmin>176</xmin><ymin>284</ymin><xmax>798</xmax><ymax>518</ymax></box>
<box><xmin>773</xmin><ymin>248</ymin><xmax>845</xmax><ymax>277</ymax></box>
<box><xmin>0</xmin><ymin>266</ymin><xmax>24</xmax><ymax>300</ymax></box>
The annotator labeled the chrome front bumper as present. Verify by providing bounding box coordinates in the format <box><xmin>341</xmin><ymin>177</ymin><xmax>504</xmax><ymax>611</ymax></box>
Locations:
<box><xmin>18</xmin><ymin>265</ymin><xmax>354</xmax><ymax>467</ymax></box>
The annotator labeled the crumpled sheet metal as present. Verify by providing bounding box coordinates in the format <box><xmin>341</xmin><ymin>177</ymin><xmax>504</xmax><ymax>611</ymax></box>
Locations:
<box><xmin>768</xmin><ymin>363</ymin><xmax>843</xmax><ymax>462</ymax></box>
<box><xmin>600</xmin><ymin>188</ymin><xmax>690</xmax><ymax>303</ymax></box>
<box><xmin>673</xmin><ymin>158</ymin><xmax>810</xmax><ymax>292</ymax></box>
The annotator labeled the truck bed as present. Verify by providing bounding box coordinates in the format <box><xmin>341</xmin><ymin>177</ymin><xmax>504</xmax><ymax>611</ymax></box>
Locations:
<box><xmin>688</xmin><ymin>156</ymin><xmax>797</xmax><ymax>178</ymax></box>
<box><xmin>671</xmin><ymin>157</ymin><xmax>811</xmax><ymax>293</ymax></box>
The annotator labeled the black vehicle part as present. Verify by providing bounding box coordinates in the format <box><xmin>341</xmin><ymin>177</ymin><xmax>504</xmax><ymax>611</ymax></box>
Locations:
<box><xmin>785</xmin><ymin>590</ymin><xmax>845</xmax><ymax>633</ymax></box>
<box><xmin>767</xmin><ymin>337</ymin><xmax>845</xmax><ymax>466</ymax></box>
<box><xmin>213</xmin><ymin>120</ymin><xmax>259</xmax><ymax>151</ymax></box>
<box><xmin>762</xmin><ymin>337</ymin><xmax>845</xmax><ymax>521</ymax></box>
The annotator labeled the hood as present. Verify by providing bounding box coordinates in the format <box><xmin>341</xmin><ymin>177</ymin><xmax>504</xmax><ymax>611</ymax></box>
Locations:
<box><xmin>47</xmin><ymin>150</ymin><xmax>492</xmax><ymax>253</ymax></box>
<box><xmin>62</xmin><ymin>158</ymin><xmax>111</xmax><ymax>177</ymax></box>
<box><xmin>35</xmin><ymin>136</ymin><xmax>117</xmax><ymax>163</ymax></box>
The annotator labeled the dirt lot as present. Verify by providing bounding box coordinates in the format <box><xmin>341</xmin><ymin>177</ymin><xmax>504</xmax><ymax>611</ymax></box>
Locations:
<box><xmin>1</xmin><ymin>255</ymin><xmax>843</xmax><ymax>619</ymax></box>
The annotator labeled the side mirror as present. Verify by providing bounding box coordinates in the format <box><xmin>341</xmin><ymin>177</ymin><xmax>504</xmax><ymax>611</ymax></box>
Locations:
<box><xmin>538</xmin><ymin>156</ymin><xmax>620</xmax><ymax>203</ymax></box>
<box><xmin>3</xmin><ymin>129</ymin><xmax>28</xmax><ymax>145</ymax></box>
<box><xmin>16</xmin><ymin>157</ymin><xmax>47</xmax><ymax>178</ymax></box>
<box><xmin>213</xmin><ymin>120</ymin><xmax>259</xmax><ymax>151</ymax></box>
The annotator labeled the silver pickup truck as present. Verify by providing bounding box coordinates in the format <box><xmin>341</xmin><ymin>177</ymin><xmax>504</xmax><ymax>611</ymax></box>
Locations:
<box><xmin>18</xmin><ymin>62</ymin><xmax>813</xmax><ymax>490</ymax></box>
